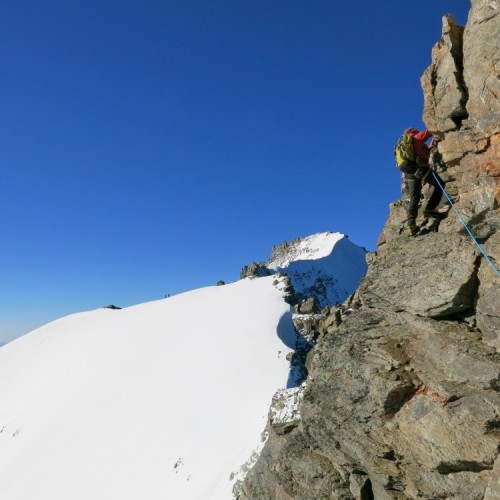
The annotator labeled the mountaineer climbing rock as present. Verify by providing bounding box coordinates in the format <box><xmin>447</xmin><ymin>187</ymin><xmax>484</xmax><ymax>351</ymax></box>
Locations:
<box><xmin>401</xmin><ymin>128</ymin><xmax>446</xmax><ymax>236</ymax></box>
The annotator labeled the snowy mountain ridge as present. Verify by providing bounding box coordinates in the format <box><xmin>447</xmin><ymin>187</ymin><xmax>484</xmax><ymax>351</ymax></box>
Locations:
<box><xmin>0</xmin><ymin>231</ymin><xmax>367</xmax><ymax>500</ymax></box>
<box><xmin>267</xmin><ymin>232</ymin><xmax>346</xmax><ymax>267</ymax></box>
<box><xmin>244</xmin><ymin>231</ymin><xmax>368</xmax><ymax>310</ymax></box>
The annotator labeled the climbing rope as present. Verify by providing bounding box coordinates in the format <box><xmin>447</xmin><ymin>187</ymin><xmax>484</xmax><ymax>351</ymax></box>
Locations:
<box><xmin>432</xmin><ymin>171</ymin><xmax>500</xmax><ymax>278</ymax></box>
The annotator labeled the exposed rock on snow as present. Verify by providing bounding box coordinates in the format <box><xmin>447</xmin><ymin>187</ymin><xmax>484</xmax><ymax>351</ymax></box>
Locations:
<box><xmin>241</xmin><ymin>232</ymin><xmax>368</xmax><ymax>310</ymax></box>
<box><xmin>295</xmin><ymin>297</ymin><xmax>318</xmax><ymax>315</ymax></box>
<box><xmin>269</xmin><ymin>384</ymin><xmax>305</xmax><ymax>435</ymax></box>
<box><xmin>240</xmin><ymin>262</ymin><xmax>271</xmax><ymax>279</ymax></box>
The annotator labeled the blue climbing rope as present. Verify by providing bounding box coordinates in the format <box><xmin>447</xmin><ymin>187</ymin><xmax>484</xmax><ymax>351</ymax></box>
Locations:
<box><xmin>431</xmin><ymin>171</ymin><xmax>500</xmax><ymax>278</ymax></box>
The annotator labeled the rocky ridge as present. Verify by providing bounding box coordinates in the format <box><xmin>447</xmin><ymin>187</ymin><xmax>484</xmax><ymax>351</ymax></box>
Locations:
<box><xmin>239</xmin><ymin>2</ymin><xmax>500</xmax><ymax>499</ymax></box>
<box><xmin>239</xmin><ymin>232</ymin><xmax>367</xmax><ymax>389</ymax></box>
<box><xmin>241</xmin><ymin>232</ymin><xmax>367</xmax><ymax>311</ymax></box>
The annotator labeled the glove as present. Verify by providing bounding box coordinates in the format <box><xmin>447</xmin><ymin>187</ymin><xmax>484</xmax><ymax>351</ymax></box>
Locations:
<box><xmin>415</xmin><ymin>167</ymin><xmax>425</xmax><ymax>179</ymax></box>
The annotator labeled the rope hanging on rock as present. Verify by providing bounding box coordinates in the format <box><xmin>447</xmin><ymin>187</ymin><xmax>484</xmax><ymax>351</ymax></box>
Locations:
<box><xmin>432</xmin><ymin>171</ymin><xmax>500</xmax><ymax>278</ymax></box>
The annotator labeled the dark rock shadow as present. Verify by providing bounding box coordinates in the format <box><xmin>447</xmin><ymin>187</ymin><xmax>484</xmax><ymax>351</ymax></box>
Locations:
<box><xmin>276</xmin><ymin>311</ymin><xmax>314</xmax><ymax>389</ymax></box>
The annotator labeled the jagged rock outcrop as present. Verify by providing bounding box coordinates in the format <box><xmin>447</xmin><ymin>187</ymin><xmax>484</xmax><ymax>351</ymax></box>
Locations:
<box><xmin>240</xmin><ymin>2</ymin><xmax>500</xmax><ymax>498</ymax></box>
<box><xmin>240</xmin><ymin>262</ymin><xmax>272</xmax><ymax>279</ymax></box>
<box><xmin>421</xmin><ymin>15</ymin><xmax>467</xmax><ymax>132</ymax></box>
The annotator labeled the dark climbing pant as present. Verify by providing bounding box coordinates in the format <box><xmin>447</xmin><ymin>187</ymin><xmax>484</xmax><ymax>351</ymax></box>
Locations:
<box><xmin>405</xmin><ymin>171</ymin><xmax>444</xmax><ymax>227</ymax></box>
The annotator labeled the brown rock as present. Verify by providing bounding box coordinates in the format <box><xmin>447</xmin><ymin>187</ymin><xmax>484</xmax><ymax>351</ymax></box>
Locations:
<box><xmin>421</xmin><ymin>15</ymin><xmax>467</xmax><ymax>133</ymax></box>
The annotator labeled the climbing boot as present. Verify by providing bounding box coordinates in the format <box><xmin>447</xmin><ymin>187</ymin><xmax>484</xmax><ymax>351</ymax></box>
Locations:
<box><xmin>407</xmin><ymin>225</ymin><xmax>419</xmax><ymax>237</ymax></box>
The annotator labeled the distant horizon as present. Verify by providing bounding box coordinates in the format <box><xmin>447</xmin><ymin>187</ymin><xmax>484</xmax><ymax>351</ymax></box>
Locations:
<box><xmin>0</xmin><ymin>0</ymin><xmax>471</xmax><ymax>343</ymax></box>
<box><xmin>3</xmin><ymin>229</ymin><xmax>364</xmax><ymax>344</ymax></box>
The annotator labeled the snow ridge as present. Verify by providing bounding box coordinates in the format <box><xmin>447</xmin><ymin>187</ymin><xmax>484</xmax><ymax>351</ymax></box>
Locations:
<box><xmin>0</xmin><ymin>278</ymin><xmax>294</xmax><ymax>500</ymax></box>
<box><xmin>0</xmin><ymin>231</ymin><xmax>368</xmax><ymax>500</ymax></box>
<box><xmin>268</xmin><ymin>232</ymin><xmax>367</xmax><ymax>309</ymax></box>
<box><xmin>268</xmin><ymin>232</ymin><xmax>345</xmax><ymax>268</ymax></box>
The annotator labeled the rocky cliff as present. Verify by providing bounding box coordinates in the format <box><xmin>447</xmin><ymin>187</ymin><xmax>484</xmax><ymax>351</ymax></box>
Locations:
<box><xmin>239</xmin><ymin>1</ymin><xmax>500</xmax><ymax>498</ymax></box>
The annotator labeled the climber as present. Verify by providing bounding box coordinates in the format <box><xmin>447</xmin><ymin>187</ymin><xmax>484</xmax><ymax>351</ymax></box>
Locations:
<box><xmin>404</xmin><ymin>128</ymin><xmax>446</xmax><ymax>236</ymax></box>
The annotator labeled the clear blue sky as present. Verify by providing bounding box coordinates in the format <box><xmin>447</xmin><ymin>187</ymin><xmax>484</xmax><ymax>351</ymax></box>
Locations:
<box><xmin>1</xmin><ymin>0</ymin><xmax>470</xmax><ymax>343</ymax></box>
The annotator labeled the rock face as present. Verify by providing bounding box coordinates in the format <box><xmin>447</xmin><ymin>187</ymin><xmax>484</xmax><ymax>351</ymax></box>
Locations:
<box><xmin>421</xmin><ymin>15</ymin><xmax>467</xmax><ymax>132</ymax></box>
<box><xmin>240</xmin><ymin>2</ymin><xmax>500</xmax><ymax>498</ymax></box>
<box><xmin>463</xmin><ymin>1</ymin><xmax>500</xmax><ymax>125</ymax></box>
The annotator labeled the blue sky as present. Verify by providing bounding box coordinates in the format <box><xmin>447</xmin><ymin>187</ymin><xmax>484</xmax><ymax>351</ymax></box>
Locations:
<box><xmin>1</xmin><ymin>0</ymin><xmax>471</xmax><ymax>342</ymax></box>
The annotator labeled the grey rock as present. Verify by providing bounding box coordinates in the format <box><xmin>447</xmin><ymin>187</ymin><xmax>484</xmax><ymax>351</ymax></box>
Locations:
<box><xmin>360</xmin><ymin>232</ymin><xmax>480</xmax><ymax>318</ymax></box>
<box><xmin>463</xmin><ymin>0</ymin><xmax>500</xmax><ymax>125</ymax></box>
<box><xmin>243</xmin><ymin>308</ymin><xmax>500</xmax><ymax>499</ymax></box>
<box><xmin>421</xmin><ymin>15</ymin><xmax>467</xmax><ymax>133</ymax></box>
<box><xmin>476</xmin><ymin>230</ymin><xmax>500</xmax><ymax>350</ymax></box>
<box><xmin>297</xmin><ymin>297</ymin><xmax>317</xmax><ymax>315</ymax></box>
<box><xmin>239</xmin><ymin>262</ymin><xmax>271</xmax><ymax>279</ymax></box>
<box><xmin>269</xmin><ymin>386</ymin><xmax>304</xmax><ymax>435</ymax></box>
<box><xmin>485</xmin><ymin>455</ymin><xmax>500</xmax><ymax>499</ymax></box>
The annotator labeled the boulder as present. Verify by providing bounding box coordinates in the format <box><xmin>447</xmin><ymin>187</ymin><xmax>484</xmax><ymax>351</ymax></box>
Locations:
<box><xmin>360</xmin><ymin>232</ymin><xmax>479</xmax><ymax>318</ymax></box>
<box><xmin>239</xmin><ymin>262</ymin><xmax>271</xmax><ymax>279</ymax></box>
<box><xmin>296</xmin><ymin>297</ymin><xmax>317</xmax><ymax>315</ymax></box>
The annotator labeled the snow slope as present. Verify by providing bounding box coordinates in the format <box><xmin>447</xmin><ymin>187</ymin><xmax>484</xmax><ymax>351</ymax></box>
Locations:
<box><xmin>0</xmin><ymin>277</ymin><xmax>296</xmax><ymax>500</ymax></box>
<box><xmin>268</xmin><ymin>232</ymin><xmax>367</xmax><ymax>308</ymax></box>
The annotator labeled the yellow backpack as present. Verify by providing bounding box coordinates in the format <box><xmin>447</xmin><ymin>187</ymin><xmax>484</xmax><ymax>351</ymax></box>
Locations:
<box><xmin>394</xmin><ymin>134</ymin><xmax>417</xmax><ymax>173</ymax></box>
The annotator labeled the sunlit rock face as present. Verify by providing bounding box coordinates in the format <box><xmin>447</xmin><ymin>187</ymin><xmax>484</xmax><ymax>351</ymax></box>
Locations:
<box><xmin>240</xmin><ymin>2</ymin><xmax>500</xmax><ymax>498</ymax></box>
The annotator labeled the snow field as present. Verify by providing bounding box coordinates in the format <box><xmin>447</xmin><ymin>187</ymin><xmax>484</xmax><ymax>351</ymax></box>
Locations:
<box><xmin>0</xmin><ymin>277</ymin><xmax>294</xmax><ymax>500</ymax></box>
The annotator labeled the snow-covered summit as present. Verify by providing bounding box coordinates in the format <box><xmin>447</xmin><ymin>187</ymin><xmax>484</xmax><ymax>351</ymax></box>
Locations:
<box><xmin>267</xmin><ymin>231</ymin><xmax>346</xmax><ymax>268</ymax></box>
<box><xmin>264</xmin><ymin>231</ymin><xmax>367</xmax><ymax>310</ymax></box>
